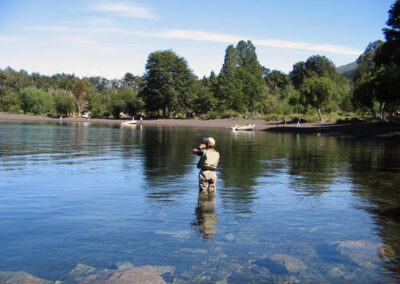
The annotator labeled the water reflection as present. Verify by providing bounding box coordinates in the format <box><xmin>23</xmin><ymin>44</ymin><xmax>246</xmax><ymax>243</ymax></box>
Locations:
<box><xmin>1</xmin><ymin>123</ymin><xmax>400</xmax><ymax>282</ymax></box>
<box><xmin>192</xmin><ymin>194</ymin><xmax>218</xmax><ymax>239</ymax></box>
<box><xmin>141</xmin><ymin>127</ymin><xmax>195</xmax><ymax>202</ymax></box>
<box><xmin>346</xmin><ymin>141</ymin><xmax>400</xmax><ymax>275</ymax></box>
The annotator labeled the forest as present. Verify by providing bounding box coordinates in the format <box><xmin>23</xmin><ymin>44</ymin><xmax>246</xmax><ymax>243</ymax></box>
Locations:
<box><xmin>0</xmin><ymin>1</ymin><xmax>399</xmax><ymax>122</ymax></box>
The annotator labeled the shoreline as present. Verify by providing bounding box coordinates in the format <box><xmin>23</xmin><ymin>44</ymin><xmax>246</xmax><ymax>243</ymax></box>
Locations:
<box><xmin>1</xmin><ymin>112</ymin><xmax>399</xmax><ymax>140</ymax></box>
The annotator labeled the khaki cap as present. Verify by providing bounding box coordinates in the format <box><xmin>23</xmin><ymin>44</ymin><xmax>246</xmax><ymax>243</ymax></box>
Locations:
<box><xmin>206</xmin><ymin>137</ymin><xmax>216</xmax><ymax>147</ymax></box>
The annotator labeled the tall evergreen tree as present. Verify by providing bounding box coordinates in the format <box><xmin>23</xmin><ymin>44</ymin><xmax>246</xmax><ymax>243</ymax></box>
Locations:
<box><xmin>217</xmin><ymin>40</ymin><xmax>265</xmax><ymax>113</ymax></box>
<box><xmin>352</xmin><ymin>41</ymin><xmax>385</xmax><ymax>113</ymax></box>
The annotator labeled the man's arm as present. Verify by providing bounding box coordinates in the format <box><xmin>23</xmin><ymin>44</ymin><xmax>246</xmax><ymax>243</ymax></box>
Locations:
<box><xmin>197</xmin><ymin>154</ymin><xmax>206</xmax><ymax>169</ymax></box>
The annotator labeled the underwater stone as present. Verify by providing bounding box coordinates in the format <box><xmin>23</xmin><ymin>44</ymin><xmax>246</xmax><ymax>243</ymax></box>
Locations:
<box><xmin>270</xmin><ymin>254</ymin><xmax>307</xmax><ymax>273</ymax></box>
<box><xmin>336</xmin><ymin>240</ymin><xmax>382</xmax><ymax>263</ymax></box>
<box><xmin>77</xmin><ymin>266</ymin><xmax>166</xmax><ymax>284</ymax></box>
<box><xmin>225</xmin><ymin>233</ymin><xmax>235</xmax><ymax>241</ymax></box>
<box><xmin>328</xmin><ymin>267</ymin><xmax>345</xmax><ymax>278</ymax></box>
<box><xmin>116</xmin><ymin>262</ymin><xmax>135</xmax><ymax>270</ymax></box>
<box><xmin>154</xmin><ymin>266</ymin><xmax>175</xmax><ymax>275</ymax></box>
<box><xmin>0</xmin><ymin>271</ymin><xmax>51</xmax><ymax>284</ymax></box>
<box><xmin>254</xmin><ymin>258</ymin><xmax>288</xmax><ymax>275</ymax></box>
<box><xmin>70</xmin><ymin>263</ymin><xmax>96</xmax><ymax>276</ymax></box>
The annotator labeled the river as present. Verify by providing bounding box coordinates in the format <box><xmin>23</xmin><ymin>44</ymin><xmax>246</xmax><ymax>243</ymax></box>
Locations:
<box><xmin>0</xmin><ymin>122</ymin><xmax>399</xmax><ymax>283</ymax></box>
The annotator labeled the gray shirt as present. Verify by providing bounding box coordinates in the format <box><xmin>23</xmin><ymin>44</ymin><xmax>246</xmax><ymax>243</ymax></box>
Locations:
<box><xmin>197</xmin><ymin>149</ymin><xmax>220</xmax><ymax>170</ymax></box>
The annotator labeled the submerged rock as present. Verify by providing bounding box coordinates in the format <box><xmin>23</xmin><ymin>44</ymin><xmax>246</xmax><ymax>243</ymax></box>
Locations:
<box><xmin>254</xmin><ymin>258</ymin><xmax>288</xmax><ymax>275</ymax></box>
<box><xmin>270</xmin><ymin>254</ymin><xmax>307</xmax><ymax>273</ymax></box>
<box><xmin>336</xmin><ymin>240</ymin><xmax>382</xmax><ymax>264</ymax></box>
<box><xmin>115</xmin><ymin>262</ymin><xmax>135</xmax><ymax>271</ymax></box>
<box><xmin>316</xmin><ymin>243</ymin><xmax>354</xmax><ymax>264</ymax></box>
<box><xmin>225</xmin><ymin>233</ymin><xmax>235</xmax><ymax>242</ymax></box>
<box><xmin>328</xmin><ymin>267</ymin><xmax>346</xmax><ymax>278</ymax></box>
<box><xmin>77</xmin><ymin>266</ymin><xmax>166</xmax><ymax>284</ymax></box>
<box><xmin>70</xmin><ymin>263</ymin><xmax>96</xmax><ymax>276</ymax></box>
<box><xmin>0</xmin><ymin>271</ymin><xmax>51</xmax><ymax>284</ymax></box>
<box><xmin>154</xmin><ymin>265</ymin><xmax>175</xmax><ymax>276</ymax></box>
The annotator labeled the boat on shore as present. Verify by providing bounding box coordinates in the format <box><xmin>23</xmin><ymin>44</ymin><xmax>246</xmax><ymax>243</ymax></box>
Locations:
<box><xmin>230</xmin><ymin>124</ymin><xmax>256</xmax><ymax>131</ymax></box>
<box><xmin>121</xmin><ymin>118</ymin><xmax>137</xmax><ymax>126</ymax></box>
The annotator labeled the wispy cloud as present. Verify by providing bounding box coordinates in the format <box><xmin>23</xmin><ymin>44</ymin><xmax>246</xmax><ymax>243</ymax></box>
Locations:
<box><xmin>61</xmin><ymin>36</ymin><xmax>100</xmax><ymax>46</ymax></box>
<box><xmin>0</xmin><ymin>35</ymin><xmax>17</xmax><ymax>44</ymax></box>
<box><xmin>90</xmin><ymin>2</ymin><xmax>158</xmax><ymax>20</ymax></box>
<box><xmin>29</xmin><ymin>25</ymin><xmax>74</xmax><ymax>32</ymax></box>
<box><xmin>157</xmin><ymin>30</ymin><xmax>362</xmax><ymax>56</ymax></box>
<box><xmin>25</xmin><ymin>22</ymin><xmax>363</xmax><ymax>56</ymax></box>
<box><xmin>108</xmin><ymin>28</ymin><xmax>363</xmax><ymax>56</ymax></box>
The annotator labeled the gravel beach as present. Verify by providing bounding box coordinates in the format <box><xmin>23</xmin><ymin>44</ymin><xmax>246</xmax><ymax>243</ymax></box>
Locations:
<box><xmin>1</xmin><ymin>112</ymin><xmax>399</xmax><ymax>140</ymax></box>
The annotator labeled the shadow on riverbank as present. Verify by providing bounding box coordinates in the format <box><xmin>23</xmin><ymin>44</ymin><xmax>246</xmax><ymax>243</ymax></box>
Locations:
<box><xmin>265</xmin><ymin>121</ymin><xmax>400</xmax><ymax>141</ymax></box>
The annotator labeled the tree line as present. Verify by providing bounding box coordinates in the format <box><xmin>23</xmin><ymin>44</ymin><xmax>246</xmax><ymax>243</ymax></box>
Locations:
<box><xmin>0</xmin><ymin>0</ymin><xmax>399</xmax><ymax>121</ymax></box>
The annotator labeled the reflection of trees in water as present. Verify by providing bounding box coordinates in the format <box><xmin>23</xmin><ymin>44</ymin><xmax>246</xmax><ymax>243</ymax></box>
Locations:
<box><xmin>141</xmin><ymin>127</ymin><xmax>195</xmax><ymax>200</ymax></box>
<box><xmin>287</xmin><ymin>135</ymin><xmax>346</xmax><ymax>196</ymax></box>
<box><xmin>347</xmin><ymin>142</ymin><xmax>400</xmax><ymax>274</ymax></box>
<box><xmin>217</xmin><ymin>132</ymin><xmax>267</xmax><ymax>213</ymax></box>
<box><xmin>118</xmin><ymin>125</ymin><xmax>143</xmax><ymax>169</ymax></box>
<box><xmin>191</xmin><ymin>194</ymin><xmax>217</xmax><ymax>239</ymax></box>
<box><xmin>217</xmin><ymin>133</ymin><xmax>293</xmax><ymax>212</ymax></box>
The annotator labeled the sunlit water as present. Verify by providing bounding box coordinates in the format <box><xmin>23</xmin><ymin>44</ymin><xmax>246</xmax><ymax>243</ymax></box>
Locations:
<box><xmin>0</xmin><ymin>122</ymin><xmax>399</xmax><ymax>283</ymax></box>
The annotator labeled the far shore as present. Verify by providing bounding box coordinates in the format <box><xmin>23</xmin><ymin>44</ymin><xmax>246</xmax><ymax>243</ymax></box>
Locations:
<box><xmin>1</xmin><ymin>112</ymin><xmax>399</xmax><ymax>140</ymax></box>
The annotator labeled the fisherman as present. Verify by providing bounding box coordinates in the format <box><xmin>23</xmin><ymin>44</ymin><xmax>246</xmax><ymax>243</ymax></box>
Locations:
<box><xmin>193</xmin><ymin>137</ymin><xmax>220</xmax><ymax>196</ymax></box>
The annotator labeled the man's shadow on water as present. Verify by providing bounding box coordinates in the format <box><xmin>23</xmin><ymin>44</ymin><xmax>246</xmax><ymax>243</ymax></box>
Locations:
<box><xmin>191</xmin><ymin>194</ymin><xmax>218</xmax><ymax>239</ymax></box>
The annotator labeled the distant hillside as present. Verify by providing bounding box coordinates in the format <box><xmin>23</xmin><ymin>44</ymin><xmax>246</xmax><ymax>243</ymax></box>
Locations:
<box><xmin>337</xmin><ymin>61</ymin><xmax>357</xmax><ymax>79</ymax></box>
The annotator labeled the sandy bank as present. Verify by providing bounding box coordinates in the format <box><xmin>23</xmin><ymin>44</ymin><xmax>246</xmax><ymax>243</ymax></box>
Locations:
<box><xmin>1</xmin><ymin>112</ymin><xmax>399</xmax><ymax>140</ymax></box>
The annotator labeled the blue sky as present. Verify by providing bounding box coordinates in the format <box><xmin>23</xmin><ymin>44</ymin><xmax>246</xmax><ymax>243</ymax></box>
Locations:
<box><xmin>0</xmin><ymin>0</ymin><xmax>394</xmax><ymax>79</ymax></box>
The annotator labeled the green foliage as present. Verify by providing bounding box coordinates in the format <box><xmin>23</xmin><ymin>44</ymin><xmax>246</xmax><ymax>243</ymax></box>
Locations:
<box><xmin>0</xmin><ymin>87</ymin><xmax>20</xmax><ymax>111</ymax></box>
<box><xmin>19</xmin><ymin>87</ymin><xmax>54</xmax><ymax>114</ymax></box>
<box><xmin>290</xmin><ymin>55</ymin><xmax>339</xmax><ymax>89</ymax></box>
<box><xmin>193</xmin><ymin>80</ymin><xmax>218</xmax><ymax>113</ymax></box>
<box><xmin>300</xmin><ymin>77</ymin><xmax>339</xmax><ymax>121</ymax></box>
<box><xmin>140</xmin><ymin>50</ymin><xmax>197</xmax><ymax>116</ymax></box>
<box><xmin>120</xmin><ymin>88</ymin><xmax>144</xmax><ymax>116</ymax></box>
<box><xmin>265</xmin><ymin>70</ymin><xmax>292</xmax><ymax>98</ymax></box>
<box><xmin>217</xmin><ymin>40</ymin><xmax>265</xmax><ymax>113</ymax></box>
<box><xmin>220</xmin><ymin>110</ymin><xmax>241</xmax><ymax>118</ymax></box>
<box><xmin>53</xmin><ymin>89</ymin><xmax>75</xmax><ymax>116</ymax></box>
<box><xmin>109</xmin><ymin>91</ymin><xmax>125</xmax><ymax>118</ymax></box>
<box><xmin>336</xmin><ymin>117</ymin><xmax>362</xmax><ymax>124</ymax></box>
<box><xmin>86</xmin><ymin>91</ymin><xmax>107</xmax><ymax>118</ymax></box>
<box><xmin>352</xmin><ymin>40</ymin><xmax>385</xmax><ymax>115</ymax></box>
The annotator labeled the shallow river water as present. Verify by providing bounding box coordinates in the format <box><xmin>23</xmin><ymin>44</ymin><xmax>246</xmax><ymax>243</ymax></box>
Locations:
<box><xmin>0</xmin><ymin>122</ymin><xmax>399</xmax><ymax>283</ymax></box>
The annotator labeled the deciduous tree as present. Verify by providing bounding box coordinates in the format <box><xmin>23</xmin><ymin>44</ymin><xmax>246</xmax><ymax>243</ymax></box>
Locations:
<box><xmin>140</xmin><ymin>50</ymin><xmax>197</xmax><ymax>116</ymax></box>
<box><xmin>300</xmin><ymin>77</ymin><xmax>338</xmax><ymax>121</ymax></box>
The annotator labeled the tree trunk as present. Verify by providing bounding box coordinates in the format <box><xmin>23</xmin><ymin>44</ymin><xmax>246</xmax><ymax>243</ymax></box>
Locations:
<box><xmin>379</xmin><ymin>102</ymin><xmax>385</xmax><ymax>120</ymax></box>
<box><xmin>317</xmin><ymin>108</ymin><xmax>323</xmax><ymax>121</ymax></box>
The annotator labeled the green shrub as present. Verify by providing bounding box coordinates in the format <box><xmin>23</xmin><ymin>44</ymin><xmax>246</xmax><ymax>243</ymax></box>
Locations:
<box><xmin>53</xmin><ymin>89</ymin><xmax>75</xmax><ymax>116</ymax></box>
<box><xmin>19</xmin><ymin>87</ymin><xmax>54</xmax><ymax>115</ymax></box>
<box><xmin>220</xmin><ymin>110</ymin><xmax>241</xmax><ymax>118</ymax></box>
<box><xmin>207</xmin><ymin>111</ymin><xmax>219</xmax><ymax>120</ymax></box>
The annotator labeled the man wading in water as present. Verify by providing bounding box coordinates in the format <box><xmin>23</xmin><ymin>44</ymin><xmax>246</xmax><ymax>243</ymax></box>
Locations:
<box><xmin>193</xmin><ymin>137</ymin><xmax>220</xmax><ymax>196</ymax></box>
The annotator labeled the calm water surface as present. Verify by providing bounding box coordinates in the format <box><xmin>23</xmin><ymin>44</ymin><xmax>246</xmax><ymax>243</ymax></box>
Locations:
<box><xmin>0</xmin><ymin>122</ymin><xmax>399</xmax><ymax>283</ymax></box>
